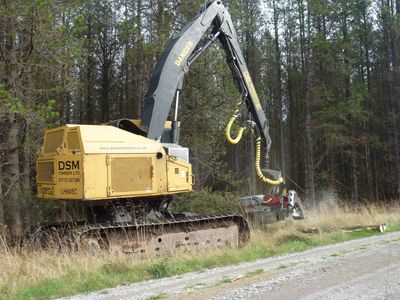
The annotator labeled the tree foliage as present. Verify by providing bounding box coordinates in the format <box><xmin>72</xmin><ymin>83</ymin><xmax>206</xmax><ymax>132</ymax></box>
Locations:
<box><xmin>0</xmin><ymin>0</ymin><xmax>399</xmax><ymax>236</ymax></box>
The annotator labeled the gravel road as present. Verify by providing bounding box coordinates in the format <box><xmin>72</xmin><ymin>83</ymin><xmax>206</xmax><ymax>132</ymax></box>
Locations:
<box><xmin>65</xmin><ymin>231</ymin><xmax>400</xmax><ymax>300</ymax></box>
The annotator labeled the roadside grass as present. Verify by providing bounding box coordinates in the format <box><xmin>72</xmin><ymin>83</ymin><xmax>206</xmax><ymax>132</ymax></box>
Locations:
<box><xmin>245</xmin><ymin>269</ymin><xmax>264</xmax><ymax>277</ymax></box>
<box><xmin>146</xmin><ymin>292</ymin><xmax>167</xmax><ymax>300</ymax></box>
<box><xmin>1</xmin><ymin>203</ymin><xmax>400</xmax><ymax>300</ymax></box>
<box><xmin>277</xmin><ymin>262</ymin><xmax>299</xmax><ymax>269</ymax></box>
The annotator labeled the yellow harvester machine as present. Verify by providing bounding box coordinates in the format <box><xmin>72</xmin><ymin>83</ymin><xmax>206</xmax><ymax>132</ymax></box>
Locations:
<box><xmin>35</xmin><ymin>0</ymin><xmax>288</xmax><ymax>254</ymax></box>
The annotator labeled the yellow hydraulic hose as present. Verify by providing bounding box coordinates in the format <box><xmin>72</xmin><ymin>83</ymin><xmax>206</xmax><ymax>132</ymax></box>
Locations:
<box><xmin>255</xmin><ymin>137</ymin><xmax>284</xmax><ymax>186</ymax></box>
<box><xmin>225</xmin><ymin>110</ymin><xmax>246</xmax><ymax>144</ymax></box>
<box><xmin>225</xmin><ymin>108</ymin><xmax>283</xmax><ymax>186</ymax></box>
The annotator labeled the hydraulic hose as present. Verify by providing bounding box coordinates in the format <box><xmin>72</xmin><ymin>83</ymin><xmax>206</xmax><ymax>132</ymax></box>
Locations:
<box><xmin>255</xmin><ymin>137</ymin><xmax>284</xmax><ymax>186</ymax></box>
<box><xmin>225</xmin><ymin>109</ymin><xmax>284</xmax><ymax>186</ymax></box>
<box><xmin>225</xmin><ymin>110</ymin><xmax>246</xmax><ymax>144</ymax></box>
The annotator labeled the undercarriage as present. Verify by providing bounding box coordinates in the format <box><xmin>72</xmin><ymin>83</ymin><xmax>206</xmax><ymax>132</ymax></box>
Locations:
<box><xmin>29</xmin><ymin>199</ymin><xmax>250</xmax><ymax>256</ymax></box>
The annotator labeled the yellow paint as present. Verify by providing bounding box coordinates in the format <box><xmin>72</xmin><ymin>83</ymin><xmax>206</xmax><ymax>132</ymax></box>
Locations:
<box><xmin>243</xmin><ymin>71</ymin><xmax>262</xmax><ymax>110</ymax></box>
<box><xmin>132</xmin><ymin>119</ymin><xmax>177</xmax><ymax>129</ymax></box>
<box><xmin>175</xmin><ymin>41</ymin><xmax>194</xmax><ymax>67</ymax></box>
<box><xmin>36</xmin><ymin>124</ymin><xmax>192</xmax><ymax>201</ymax></box>
<box><xmin>37</xmin><ymin>153</ymin><xmax>84</xmax><ymax>199</ymax></box>
<box><xmin>106</xmin><ymin>154</ymin><xmax>156</xmax><ymax>196</ymax></box>
<box><xmin>167</xmin><ymin>159</ymin><xmax>192</xmax><ymax>192</ymax></box>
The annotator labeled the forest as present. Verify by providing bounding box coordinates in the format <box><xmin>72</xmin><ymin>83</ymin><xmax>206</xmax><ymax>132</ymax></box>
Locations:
<box><xmin>0</xmin><ymin>0</ymin><xmax>399</xmax><ymax>238</ymax></box>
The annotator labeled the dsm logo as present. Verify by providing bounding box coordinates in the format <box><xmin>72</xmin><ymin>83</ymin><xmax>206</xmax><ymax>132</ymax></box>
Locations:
<box><xmin>58</xmin><ymin>160</ymin><xmax>79</xmax><ymax>170</ymax></box>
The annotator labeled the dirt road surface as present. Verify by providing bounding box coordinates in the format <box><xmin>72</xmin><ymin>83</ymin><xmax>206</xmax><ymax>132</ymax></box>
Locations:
<box><xmin>66</xmin><ymin>231</ymin><xmax>400</xmax><ymax>300</ymax></box>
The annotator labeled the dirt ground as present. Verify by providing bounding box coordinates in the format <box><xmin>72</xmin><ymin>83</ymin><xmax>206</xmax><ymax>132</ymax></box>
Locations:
<box><xmin>65</xmin><ymin>231</ymin><xmax>400</xmax><ymax>300</ymax></box>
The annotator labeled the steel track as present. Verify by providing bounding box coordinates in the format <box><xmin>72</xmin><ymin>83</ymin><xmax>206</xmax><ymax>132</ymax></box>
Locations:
<box><xmin>28</xmin><ymin>213</ymin><xmax>250</xmax><ymax>255</ymax></box>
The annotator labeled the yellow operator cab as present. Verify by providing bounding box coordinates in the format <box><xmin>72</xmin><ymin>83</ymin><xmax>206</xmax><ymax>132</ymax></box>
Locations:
<box><xmin>36</xmin><ymin>124</ymin><xmax>193</xmax><ymax>201</ymax></box>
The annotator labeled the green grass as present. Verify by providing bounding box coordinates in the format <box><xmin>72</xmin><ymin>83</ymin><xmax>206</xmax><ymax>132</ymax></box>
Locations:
<box><xmin>277</xmin><ymin>263</ymin><xmax>290</xmax><ymax>269</ymax></box>
<box><xmin>277</xmin><ymin>262</ymin><xmax>299</xmax><ymax>269</ymax></box>
<box><xmin>386</xmin><ymin>222</ymin><xmax>400</xmax><ymax>232</ymax></box>
<box><xmin>245</xmin><ymin>269</ymin><xmax>264</xmax><ymax>277</ymax></box>
<box><xmin>1</xmin><ymin>220</ymin><xmax>400</xmax><ymax>300</ymax></box>
<box><xmin>216</xmin><ymin>276</ymin><xmax>232</xmax><ymax>285</ymax></box>
<box><xmin>146</xmin><ymin>293</ymin><xmax>167</xmax><ymax>300</ymax></box>
<box><xmin>184</xmin><ymin>282</ymin><xmax>207</xmax><ymax>290</ymax></box>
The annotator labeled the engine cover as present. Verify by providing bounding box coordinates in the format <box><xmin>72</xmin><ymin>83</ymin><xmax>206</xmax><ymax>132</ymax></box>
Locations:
<box><xmin>36</xmin><ymin>125</ymin><xmax>193</xmax><ymax>201</ymax></box>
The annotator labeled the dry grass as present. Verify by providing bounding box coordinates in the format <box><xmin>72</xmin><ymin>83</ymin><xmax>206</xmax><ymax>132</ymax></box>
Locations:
<box><xmin>301</xmin><ymin>193</ymin><xmax>400</xmax><ymax>232</ymax></box>
<box><xmin>0</xmin><ymin>246</ymin><xmax>144</xmax><ymax>297</ymax></box>
<box><xmin>0</xmin><ymin>200</ymin><xmax>400</xmax><ymax>299</ymax></box>
<box><xmin>257</xmin><ymin>195</ymin><xmax>400</xmax><ymax>242</ymax></box>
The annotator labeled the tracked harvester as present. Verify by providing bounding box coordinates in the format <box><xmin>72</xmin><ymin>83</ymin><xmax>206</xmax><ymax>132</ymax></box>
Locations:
<box><xmin>35</xmin><ymin>0</ymin><xmax>286</xmax><ymax>254</ymax></box>
<box><xmin>36</xmin><ymin>124</ymin><xmax>248</xmax><ymax>254</ymax></box>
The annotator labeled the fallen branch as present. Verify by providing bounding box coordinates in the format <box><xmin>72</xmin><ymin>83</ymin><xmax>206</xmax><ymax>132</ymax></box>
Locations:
<box><xmin>296</xmin><ymin>227</ymin><xmax>320</xmax><ymax>234</ymax></box>
<box><xmin>341</xmin><ymin>224</ymin><xmax>387</xmax><ymax>233</ymax></box>
<box><xmin>297</xmin><ymin>224</ymin><xmax>388</xmax><ymax>234</ymax></box>
<box><xmin>230</xmin><ymin>275</ymin><xmax>244</xmax><ymax>282</ymax></box>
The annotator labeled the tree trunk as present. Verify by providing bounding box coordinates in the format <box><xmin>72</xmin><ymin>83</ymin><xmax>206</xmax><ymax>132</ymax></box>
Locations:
<box><xmin>382</xmin><ymin>0</ymin><xmax>400</xmax><ymax>198</ymax></box>
<box><xmin>0</xmin><ymin>172</ymin><xmax>4</xmax><ymax>228</ymax></box>
<box><xmin>299</xmin><ymin>0</ymin><xmax>316</xmax><ymax>207</ymax></box>
<box><xmin>86</xmin><ymin>14</ymin><xmax>95</xmax><ymax>123</ymax></box>
<box><xmin>22</xmin><ymin>120</ymin><xmax>32</xmax><ymax>229</ymax></box>
<box><xmin>4</xmin><ymin>112</ymin><xmax>22</xmax><ymax>238</ymax></box>
<box><xmin>273</xmin><ymin>0</ymin><xmax>285</xmax><ymax>172</ymax></box>
<box><xmin>0</xmin><ymin>134</ymin><xmax>4</xmax><ymax>229</ymax></box>
<box><xmin>121</xmin><ymin>0</ymin><xmax>131</xmax><ymax>117</ymax></box>
<box><xmin>133</xmin><ymin>0</ymin><xmax>143</xmax><ymax>118</ymax></box>
<box><xmin>101</xmin><ymin>54</ymin><xmax>110</xmax><ymax>122</ymax></box>
<box><xmin>372</xmin><ymin>150</ymin><xmax>380</xmax><ymax>202</ymax></box>
<box><xmin>389</xmin><ymin>5</ymin><xmax>400</xmax><ymax>198</ymax></box>
<box><xmin>305</xmin><ymin>74</ymin><xmax>316</xmax><ymax>208</ymax></box>
<box><xmin>1</xmin><ymin>3</ymin><xmax>24</xmax><ymax>238</ymax></box>
<box><xmin>351</xmin><ymin>143</ymin><xmax>359</xmax><ymax>203</ymax></box>
<box><xmin>364</xmin><ymin>136</ymin><xmax>375</xmax><ymax>201</ymax></box>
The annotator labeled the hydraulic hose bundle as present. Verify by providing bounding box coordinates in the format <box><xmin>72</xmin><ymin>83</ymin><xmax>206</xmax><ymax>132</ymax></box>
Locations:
<box><xmin>254</xmin><ymin>137</ymin><xmax>284</xmax><ymax>185</ymax></box>
<box><xmin>225</xmin><ymin>109</ymin><xmax>245</xmax><ymax>144</ymax></box>
<box><xmin>225</xmin><ymin>110</ymin><xmax>284</xmax><ymax>186</ymax></box>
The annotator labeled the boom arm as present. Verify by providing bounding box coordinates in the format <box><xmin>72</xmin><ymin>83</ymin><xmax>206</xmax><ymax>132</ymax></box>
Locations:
<box><xmin>141</xmin><ymin>0</ymin><xmax>271</xmax><ymax>151</ymax></box>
